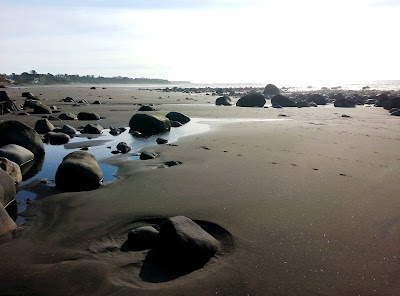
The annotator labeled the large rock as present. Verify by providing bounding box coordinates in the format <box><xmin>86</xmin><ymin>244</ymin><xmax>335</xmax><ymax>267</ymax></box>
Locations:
<box><xmin>166</xmin><ymin>112</ymin><xmax>190</xmax><ymax>124</ymax></box>
<box><xmin>55</xmin><ymin>151</ymin><xmax>103</xmax><ymax>191</ymax></box>
<box><xmin>296</xmin><ymin>100</ymin><xmax>310</xmax><ymax>107</ymax></box>
<box><xmin>0</xmin><ymin>91</ymin><xmax>20</xmax><ymax>113</ymax></box>
<box><xmin>129</xmin><ymin>114</ymin><xmax>171</xmax><ymax>136</ymax></box>
<box><xmin>236</xmin><ymin>92</ymin><xmax>266</xmax><ymax>107</ymax></box>
<box><xmin>263</xmin><ymin>84</ymin><xmax>280</xmax><ymax>96</ymax></box>
<box><xmin>375</xmin><ymin>93</ymin><xmax>390</xmax><ymax>107</ymax></box>
<box><xmin>156</xmin><ymin>216</ymin><xmax>220</xmax><ymax>269</ymax></box>
<box><xmin>33</xmin><ymin>102</ymin><xmax>52</xmax><ymax>114</ymax></box>
<box><xmin>271</xmin><ymin>95</ymin><xmax>297</xmax><ymax>107</ymax></box>
<box><xmin>0</xmin><ymin>203</ymin><xmax>16</xmax><ymax>237</ymax></box>
<box><xmin>0</xmin><ymin>157</ymin><xmax>22</xmax><ymax>184</ymax></box>
<box><xmin>334</xmin><ymin>98</ymin><xmax>356</xmax><ymax>107</ymax></box>
<box><xmin>383</xmin><ymin>97</ymin><xmax>400</xmax><ymax>110</ymax></box>
<box><xmin>81</xmin><ymin>124</ymin><xmax>103</xmax><ymax>134</ymax></box>
<box><xmin>77</xmin><ymin>112</ymin><xmax>100</xmax><ymax>120</ymax></box>
<box><xmin>34</xmin><ymin>119</ymin><xmax>54</xmax><ymax>134</ymax></box>
<box><xmin>0</xmin><ymin>144</ymin><xmax>34</xmax><ymax>166</ymax></box>
<box><xmin>0</xmin><ymin>169</ymin><xmax>16</xmax><ymax>207</ymax></box>
<box><xmin>48</xmin><ymin>132</ymin><xmax>71</xmax><ymax>145</ymax></box>
<box><xmin>0</xmin><ymin>121</ymin><xmax>45</xmax><ymax>154</ymax></box>
<box><xmin>62</xmin><ymin>124</ymin><xmax>76</xmax><ymax>136</ymax></box>
<box><xmin>58</xmin><ymin>113</ymin><xmax>77</xmax><ymax>120</ymax></box>
<box><xmin>307</xmin><ymin>94</ymin><xmax>327</xmax><ymax>105</ymax></box>
<box><xmin>215</xmin><ymin>96</ymin><xmax>233</xmax><ymax>106</ymax></box>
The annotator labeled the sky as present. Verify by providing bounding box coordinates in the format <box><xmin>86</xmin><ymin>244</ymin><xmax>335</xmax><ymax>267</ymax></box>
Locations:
<box><xmin>1</xmin><ymin>0</ymin><xmax>399</xmax><ymax>84</ymax></box>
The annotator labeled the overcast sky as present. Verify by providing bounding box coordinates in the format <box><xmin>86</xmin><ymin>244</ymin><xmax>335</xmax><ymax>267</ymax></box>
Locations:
<box><xmin>1</xmin><ymin>0</ymin><xmax>399</xmax><ymax>83</ymax></box>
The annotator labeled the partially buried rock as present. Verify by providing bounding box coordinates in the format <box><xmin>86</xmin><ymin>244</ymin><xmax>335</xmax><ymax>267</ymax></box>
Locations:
<box><xmin>62</xmin><ymin>97</ymin><xmax>75</xmax><ymax>103</ymax></box>
<box><xmin>156</xmin><ymin>138</ymin><xmax>168</xmax><ymax>145</ymax></box>
<box><xmin>55</xmin><ymin>151</ymin><xmax>103</xmax><ymax>191</ymax></box>
<box><xmin>215</xmin><ymin>96</ymin><xmax>232</xmax><ymax>106</ymax></box>
<box><xmin>296</xmin><ymin>100</ymin><xmax>310</xmax><ymax>107</ymax></box>
<box><xmin>0</xmin><ymin>144</ymin><xmax>34</xmax><ymax>166</ymax></box>
<box><xmin>140</xmin><ymin>150</ymin><xmax>158</xmax><ymax>160</ymax></box>
<box><xmin>127</xmin><ymin>226</ymin><xmax>159</xmax><ymax>250</ymax></box>
<box><xmin>34</xmin><ymin>118</ymin><xmax>54</xmax><ymax>134</ymax></box>
<box><xmin>236</xmin><ymin>92</ymin><xmax>265</xmax><ymax>107</ymax></box>
<box><xmin>109</xmin><ymin>127</ymin><xmax>122</xmax><ymax>135</ymax></box>
<box><xmin>0</xmin><ymin>91</ymin><xmax>20</xmax><ymax>112</ymax></box>
<box><xmin>58</xmin><ymin>112</ymin><xmax>77</xmax><ymax>120</ymax></box>
<box><xmin>164</xmin><ymin>161</ymin><xmax>182</xmax><ymax>167</ymax></box>
<box><xmin>334</xmin><ymin>98</ymin><xmax>356</xmax><ymax>108</ymax></box>
<box><xmin>0</xmin><ymin>169</ymin><xmax>16</xmax><ymax>207</ymax></box>
<box><xmin>170</xmin><ymin>120</ymin><xmax>182</xmax><ymax>127</ymax></box>
<box><xmin>62</xmin><ymin>124</ymin><xmax>76</xmax><ymax>136</ymax></box>
<box><xmin>81</xmin><ymin>123</ymin><xmax>103</xmax><ymax>134</ymax></box>
<box><xmin>307</xmin><ymin>94</ymin><xmax>326</xmax><ymax>105</ymax></box>
<box><xmin>129</xmin><ymin>114</ymin><xmax>171</xmax><ymax>136</ymax></box>
<box><xmin>116</xmin><ymin>142</ymin><xmax>131</xmax><ymax>153</ymax></box>
<box><xmin>0</xmin><ymin>202</ymin><xmax>16</xmax><ymax>237</ymax></box>
<box><xmin>0</xmin><ymin>121</ymin><xmax>44</xmax><ymax>154</ymax></box>
<box><xmin>33</xmin><ymin>102</ymin><xmax>52</xmax><ymax>114</ymax></box>
<box><xmin>77</xmin><ymin>112</ymin><xmax>100</xmax><ymax>121</ymax></box>
<box><xmin>0</xmin><ymin>157</ymin><xmax>22</xmax><ymax>184</ymax></box>
<box><xmin>271</xmin><ymin>95</ymin><xmax>297</xmax><ymax>107</ymax></box>
<box><xmin>49</xmin><ymin>132</ymin><xmax>71</xmax><ymax>145</ymax></box>
<box><xmin>166</xmin><ymin>112</ymin><xmax>190</xmax><ymax>124</ymax></box>
<box><xmin>138</xmin><ymin>105</ymin><xmax>155</xmax><ymax>111</ymax></box>
<box><xmin>156</xmin><ymin>216</ymin><xmax>220</xmax><ymax>269</ymax></box>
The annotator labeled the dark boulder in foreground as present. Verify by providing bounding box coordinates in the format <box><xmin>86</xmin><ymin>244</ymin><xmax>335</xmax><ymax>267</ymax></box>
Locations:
<box><xmin>263</xmin><ymin>84</ymin><xmax>280</xmax><ymax>96</ymax></box>
<box><xmin>307</xmin><ymin>94</ymin><xmax>327</xmax><ymax>105</ymax></box>
<box><xmin>236</xmin><ymin>92</ymin><xmax>265</xmax><ymax>107</ymax></box>
<box><xmin>215</xmin><ymin>96</ymin><xmax>233</xmax><ymax>106</ymax></box>
<box><xmin>34</xmin><ymin>119</ymin><xmax>54</xmax><ymax>134</ymax></box>
<box><xmin>81</xmin><ymin>124</ymin><xmax>103</xmax><ymax>134</ymax></box>
<box><xmin>138</xmin><ymin>105</ymin><xmax>155</xmax><ymax>111</ymax></box>
<box><xmin>55</xmin><ymin>151</ymin><xmax>103</xmax><ymax>191</ymax></box>
<box><xmin>0</xmin><ymin>144</ymin><xmax>34</xmax><ymax>166</ymax></box>
<box><xmin>58</xmin><ymin>113</ymin><xmax>77</xmax><ymax>120</ymax></box>
<box><xmin>166</xmin><ymin>112</ymin><xmax>190</xmax><ymax>124</ymax></box>
<box><xmin>0</xmin><ymin>121</ymin><xmax>44</xmax><ymax>155</ymax></box>
<box><xmin>156</xmin><ymin>216</ymin><xmax>220</xmax><ymax>269</ymax></box>
<box><xmin>271</xmin><ymin>95</ymin><xmax>297</xmax><ymax>107</ymax></box>
<box><xmin>0</xmin><ymin>168</ymin><xmax>16</xmax><ymax>208</ymax></box>
<box><xmin>140</xmin><ymin>150</ymin><xmax>158</xmax><ymax>160</ymax></box>
<box><xmin>128</xmin><ymin>226</ymin><xmax>159</xmax><ymax>250</ymax></box>
<box><xmin>0</xmin><ymin>203</ymin><xmax>16</xmax><ymax>237</ymax></box>
<box><xmin>129</xmin><ymin>114</ymin><xmax>171</xmax><ymax>136</ymax></box>
<box><xmin>77</xmin><ymin>112</ymin><xmax>100</xmax><ymax>121</ymax></box>
<box><xmin>334</xmin><ymin>98</ymin><xmax>356</xmax><ymax>107</ymax></box>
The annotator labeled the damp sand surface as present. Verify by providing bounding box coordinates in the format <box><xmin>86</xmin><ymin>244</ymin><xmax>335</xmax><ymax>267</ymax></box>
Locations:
<box><xmin>0</xmin><ymin>86</ymin><xmax>400</xmax><ymax>295</ymax></box>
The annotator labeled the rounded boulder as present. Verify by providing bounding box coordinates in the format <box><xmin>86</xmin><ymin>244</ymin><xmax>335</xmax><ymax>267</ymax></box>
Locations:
<box><xmin>129</xmin><ymin>114</ymin><xmax>171</xmax><ymax>136</ymax></box>
<box><xmin>236</xmin><ymin>92</ymin><xmax>266</xmax><ymax>107</ymax></box>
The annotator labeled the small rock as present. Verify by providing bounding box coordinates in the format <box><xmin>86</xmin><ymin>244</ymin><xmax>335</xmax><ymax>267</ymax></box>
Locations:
<box><xmin>156</xmin><ymin>138</ymin><xmax>168</xmax><ymax>145</ymax></box>
<box><xmin>116</xmin><ymin>142</ymin><xmax>131</xmax><ymax>153</ymax></box>
<box><xmin>127</xmin><ymin>226</ymin><xmax>159</xmax><ymax>250</ymax></box>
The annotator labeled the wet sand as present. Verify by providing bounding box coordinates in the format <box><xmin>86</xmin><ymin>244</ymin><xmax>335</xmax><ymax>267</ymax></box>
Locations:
<box><xmin>1</xmin><ymin>85</ymin><xmax>400</xmax><ymax>295</ymax></box>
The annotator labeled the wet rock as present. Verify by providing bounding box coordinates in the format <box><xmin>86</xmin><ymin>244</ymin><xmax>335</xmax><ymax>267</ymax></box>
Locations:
<box><xmin>0</xmin><ymin>157</ymin><xmax>22</xmax><ymax>184</ymax></box>
<box><xmin>0</xmin><ymin>144</ymin><xmax>34</xmax><ymax>166</ymax></box>
<box><xmin>129</xmin><ymin>114</ymin><xmax>171</xmax><ymax>136</ymax></box>
<box><xmin>273</xmin><ymin>105</ymin><xmax>282</xmax><ymax>108</ymax></box>
<box><xmin>129</xmin><ymin>130</ymin><xmax>142</xmax><ymax>137</ymax></box>
<box><xmin>166</xmin><ymin>112</ymin><xmax>190</xmax><ymax>124</ymax></box>
<box><xmin>309</xmin><ymin>102</ymin><xmax>318</xmax><ymax>107</ymax></box>
<box><xmin>93</xmin><ymin>101</ymin><xmax>101</xmax><ymax>105</ymax></box>
<box><xmin>77</xmin><ymin>112</ymin><xmax>100</xmax><ymax>120</ymax></box>
<box><xmin>55</xmin><ymin>151</ymin><xmax>103</xmax><ymax>191</ymax></box>
<box><xmin>156</xmin><ymin>138</ymin><xmax>168</xmax><ymax>145</ymax></box>
<box><xmin>81</xmin><ymin>124</ymin><xmax>103</xmax><ymax>134</ymax></box>
<box><xmin>391</xmin><ymin>110</ymin><xmax>400</xmax><ymax>116</ymax></box>
<box><xmin>62</xmin><ymin>97</ymin><xmax>76</xmax><ymax>103</ymax></box>
<box><xmin>34</xmin><ymin>119</ymin><xmax>54</xmax><ymax>134</ymax></box>
<box><xmin>0</xmin><ymin>202</ymin><xmax>16</xmax><ymax>237</ymax></box>
<box><xmin>138</xmin><ymin>105</ymin><xmax>155</xmax><ymax>111</ymax></box>
<box><xmin>263</xmin><ymin>84</ymin><xmax>280</xmax><ymax>96</ymax></box>
<box><xmin>58</xmin><ymin>112</ymin><xmax>77</xmax><ymax>120</ymax></box>
<box><xmin>116</xmin><ymin>142</ymin><xmax>131</xmax><ymax>153</ymax></box>
<box><xmin>49</xmin><ymin>132</ymin><xmax>71</xmax><ymax>145</ymax></box>
<box><xmin>170</xmin><ymin>120</ymin><xmax>182</xmax><ymax>127</ymax></box>
<box><xmin>140</xmin><ymin>150</ymin><xmax>158</xmax><ymax>160</ymax></box>
<box><xmin>236</xmin><ymin>92</ymin><xmax>265</xmax><ymax>107</ymax></box>
<box><xmin>334</xmin><ymin>98</ymin><xmax>356</xmax><ymax>107</ymax></box>
<box><xmin>342</xmin><ymin>114</ymin><xmax>352</xmax><ymax>118</ymax></box>
<box><xmin>62</xmin><ymin>124</ymin><xmax>77</xmax><ymax>136</ymax></box>
<box><xmin>271</xmin><ymin>95</ymin><xmax>297</xmax><ymax>107</ymax></box>
<box><xmin>307</xmin><ymin>94</ymin><xmax>326</xmax><ymax>105</ymax></box>
<box><xmin>0</xmin><ymin>167</ymin><xmax>16</xmax><ymax>207</ymax></box>
<box><xmin>22</xmin><ymin>92</ymin><xmax>33</xmax><ymax>97</ymax></box>
<box><xmin>164</xmin><ymin>161</ymin><xmax>182</xmax><ymax>167</ymax></box>
<box><xmin>109</xmin><ymin>127</ymin><xmax>122</xmax><ymax>136</ymax></box>
<box><xmin>33</xmin><ymin>102</ymin><xmax>52</xmax><ymax>114</ymax></box>
<box><xmin>215</xmin><ymin>96</ymin><xmax>233</xmax><ymax>106</ymax></box>
<box><xmin>128</xmin><ymin>226</ymin><xmax>159</xmax><ymax>250</ymax></box>
<box><xmin>156</xmin><ymin>216</ymin><xmax>220</xmax><ymax>269</ymax></box>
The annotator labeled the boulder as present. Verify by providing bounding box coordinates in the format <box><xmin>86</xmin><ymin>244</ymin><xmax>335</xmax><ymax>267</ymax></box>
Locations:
<box><xmin>263</xmin><ymin>84</ymin><xmax>280</xmax><ymax>96</ymax></box>
<box><xmin>0</xmin><ymin>121</ymin><xmax>45</xmax><ymax>154</ymax></box>
<box><xmin>140</xmin><ymin>151</ymin><xmax>158</xmax><ymax>160</ymax></box>
<box><xmin>109</xmin><ymin>127</ymin><xmax>122</xmax><ymax>136</ymax></box>
<box><xmin>77</xmin><ymin>112</ymin><xmax>100</xmax><ymax>121</ymax></box>
<box><xmin>164</xmin><ymin>161</ymin><xmax>182</xmax><ymax>167</ymax></box>
<box><xmin>129</xmin><ymin>114</ymin><xmax>171</xmax><ymax>136</ymax></box>
<box><xmin>271</xmin><ymin>95</ymin><xmax>297</xmax><ymax>107</ymax></box>
<box><xmin>156</xmin><ymin>216</ymin><xmax>220</xmax><ymax>268</ymax></box>
<box><xmin>0</xmin><ymin>203</ymin><xmax>16</xmax><ymax>237</ymax></box>
<box><xmin>138</xmin><ymin>105</ymin><xmax>155</xmax><ymax>111</ymax></box>
<box><xmin>0</xmin><ymin>157</ymin><xmax>22</xmax><ymax>184</ymax></box>
<box><xmin>49</xmin><ymin>132</ymin><xmax>71</xmax><ymax>145</ymax></box>
<box><xmin>170</xmin><ymin>120</ymin><xmax>182</xmax><ymax>127</ymax></box>
<box><xmin>296</xmin><ymin>100</ymin><xmax>310</xmax><ymax>107</ymax></box>
<box><xmin>23</xmin><ymin>99</ymin><xmax>36</xmax><ymax>109</ymax></box>
<box><xmin>116</xmin><ymin>142</ymin><xmax>131</xmax><ymax>153</ymax></box>
<box><xmin>62</xmin><ymin>124</ymin><xmax>77</xmax><ymax>136</ymax></box>
<box><xmin>215</xmin><ymin>96</ymin><xmax>233</xmax><ymax>106</ymax></box>
<box><xmin>156</xmin><ymin>138</ymin><xmax>168</xmax><ymax>145</ymax></box>
<box><xmin>391</xmin><ymin>110</ymin><xmax>400</xmax><ymax>116</ymax></box>
<box><xmin>236</xmin><ymin>92</ymin><xmax>265</xmax><ymax>107</ymax></box>
<box><xmin>62</xmin><ymin>97</ymin><xmax>76</xmax><ymax>103</ymax></box>
<box><xmin>93</xmin><ymin>101</ymin><xmax>101</xmax><ymax>105</ymax></box>
<box><xmin>0</xmin><ymin>91</ymin><xmax>20</xmax><ymax>112</ymax></box>
<box><xmin>383</xmin><ymin>97</ymin><xmax>400</xmax><ymax>110</ymax></box>
<box><xmin>33</xmin><ymin>102</ymin><xmax>52</xmax><ymax>114</ymax></box>
<box><xmin>34</xmin><ymin>119</ymin><xmax>54</xmax><ymax>134</ymax></box>
<box><xmin>55</xmin><ymin>151</ymin><xmax>103</xmax><ymax>191</ymax></box>
<box><xmin>22</xmin><ymin>92</ymin><xmax>34</xmax><ymax>98</ymax></box>
<box><xmin>127</xmin><ymin>226</ymin><xmax>159</xmax><ymax>249</ymax></box>
<box><xmin>166</xmin><ymin>112</ymin><xmax>190</xmax><ymax>124</ymax></box>
<box><xmin>58</xmin><ymin>113</ymin><xmax>77</xmax><ymax>120</ymax></box>
<box><xmin>307</xmin><ymin>94</ymin><xmax>326</xmax><ymax>105</ymax></box>
<box><xmin>375</xmin><ymin>93</ymin><xmax>390</xmax><ymax>107</ymax></box>
<box><xmin>81</xmin><ymin>124</ymin><xmax>103</xmax><ymax>134</ymax></box>
<box><xmin>334</xmin><ymin>98</ymin><xmax>356</xmax><ymax>107</ymax></box>
<box><xmin>0</xmin><ymin>144</ymin><xmax>34</xmax><ymax>166</ymax></box>
<box><xmin>0</xmin><ymin>169</ymin><xmax>16</xmax><ymax>207</ymax></box>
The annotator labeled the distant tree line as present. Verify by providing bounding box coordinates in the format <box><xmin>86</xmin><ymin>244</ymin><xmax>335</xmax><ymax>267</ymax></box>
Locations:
<box><xmin>2</xmin><ymin>71</ymin><xmax>171</xmax><ymax>85</ymax></box>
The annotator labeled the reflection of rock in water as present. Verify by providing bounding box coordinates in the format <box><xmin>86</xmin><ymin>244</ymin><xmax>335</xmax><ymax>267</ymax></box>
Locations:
<box><xmin>22</xmin><ymin>153</ymin><xmax>44</xmax><ymax>181</ymax></box>
<box><xmin>5</xmin><ymin>200</ymin><xmax>17</xmax><ymax>221</ymax></box>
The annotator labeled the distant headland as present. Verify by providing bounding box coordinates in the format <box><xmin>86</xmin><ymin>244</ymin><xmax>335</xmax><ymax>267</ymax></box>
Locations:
<box><xmin>0</xmin><ymin>71</ymin><xmax>190</xmax><ymax>85</ymax></box>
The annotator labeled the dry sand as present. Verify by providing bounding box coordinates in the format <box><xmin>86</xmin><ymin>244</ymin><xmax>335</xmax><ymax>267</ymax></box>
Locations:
<box><xmin>1</xmin><ymin>85</ymin><xmax>400</xmax><ymax>295</ymax></box>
